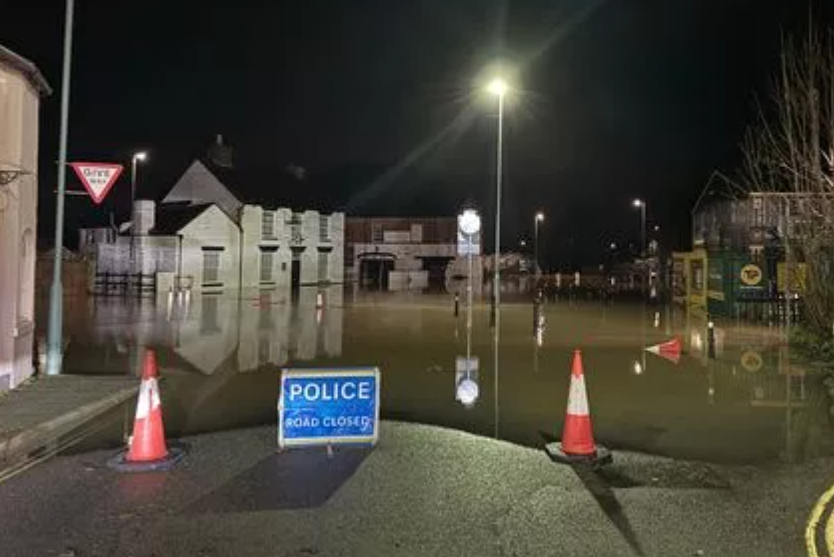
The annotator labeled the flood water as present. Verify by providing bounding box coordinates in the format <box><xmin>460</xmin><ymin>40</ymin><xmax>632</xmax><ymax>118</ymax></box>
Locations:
<box><xmin>44</xmin><ymin>285</ymin><xmax>831</xmax><ymax>465</ymax></box>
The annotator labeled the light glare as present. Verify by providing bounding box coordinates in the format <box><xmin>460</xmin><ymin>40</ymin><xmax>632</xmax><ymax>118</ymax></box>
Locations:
<box><xmin>487</xmin><ymin>77</ymin><xmax>508</xmax><ymax>97</ymax></box>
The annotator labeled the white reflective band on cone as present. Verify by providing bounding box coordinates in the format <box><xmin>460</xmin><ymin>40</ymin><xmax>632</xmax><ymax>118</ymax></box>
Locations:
<box><xmin>134</xmin><ymin>379</ymin><xmax>161</xmax><ymax>420</ymax></box>
<box><xmin>566</xmin><ymin>375</ymin><xmax>590</xmax><ymax>416</ymax></box>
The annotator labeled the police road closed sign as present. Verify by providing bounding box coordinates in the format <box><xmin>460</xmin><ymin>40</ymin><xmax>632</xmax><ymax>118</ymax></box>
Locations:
<box><xmin>279</xmin><ymin>368</ymin><xmax>380</xmax><ymax>448</ymax></box>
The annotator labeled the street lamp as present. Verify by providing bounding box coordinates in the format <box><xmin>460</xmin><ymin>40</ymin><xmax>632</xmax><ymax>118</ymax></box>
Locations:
<box><xmin>46</xmin><ymin>0</ymin><xmax>76</xmax><ymax>376</ymax></box>
<box><xmin>632</xmin><ymin>198</ymin><xmax>647</xmax><ymax>297</ymax></box>
<box><xmin>129</xmin><ymin>152</ymin><xmax>147</xmax><ymax>280</ymax></box>
<box><xmin>486</xmin><ymin>76</ymin><xmax>508</xmax><ymax>327</ymax></box>
<box><xmin>131</xmin><ymin>151</ymin><xmax>147</xmax><ymax>209</ymax></box>
<box><xmin>632</xmin><ymin>198</ymin><xmax>646</xmax><ymax>258</ymax></box>
<box><xmin>534</xmin><ymin>211</ymin><xmax>545</xmax><ymax>276</ymax></box>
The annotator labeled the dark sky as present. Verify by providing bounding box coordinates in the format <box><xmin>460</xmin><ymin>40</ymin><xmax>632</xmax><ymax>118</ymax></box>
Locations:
<box><xmin>3</xmin><ymin>0</ymin><xmax>832</xmax><ymax>268</ymax></box>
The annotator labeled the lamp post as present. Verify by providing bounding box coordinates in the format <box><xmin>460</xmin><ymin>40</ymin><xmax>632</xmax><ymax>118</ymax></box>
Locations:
<box><xmin>131</xmin><ymin>151</ymin><xmax>147</xmax><ymax>208</ymax></box>
<box><xmin>534</xmin><ymin>211</ymin><xmax>545</xmax><ymax>276</ymax></box>
<box><xmin>129</xmin><ymin>152</ymin><xmax>147</xmax><ymax>280</ymax></box>
<box><xmin>487</xmin><ymin>77</ymin><xmax>507</xmax><ymax>327</ymax></box>
<box><xmin>632</xmin><ymin>198</ymin><xmax>646</xmax><ymax>296</ymax></box>
<box><xmin>45</xmin><ymin>0</ymin><xmax>76</xmax><ymax>376</ymax></box>
<box><xmin>632</xmin><ymin>199</ymin><xmax>646</xmax><ymax>257</ymax></box>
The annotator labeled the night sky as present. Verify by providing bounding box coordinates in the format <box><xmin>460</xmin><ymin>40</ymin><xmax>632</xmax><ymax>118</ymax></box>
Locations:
<box><xmin>3</xmin><ymin>0</ymin><xmax>833</xmax><ymax>269</ymax></box>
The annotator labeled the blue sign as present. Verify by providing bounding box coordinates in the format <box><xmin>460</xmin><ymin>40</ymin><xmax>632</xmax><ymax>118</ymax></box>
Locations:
<box><xmin>279</xmin><ymin>368</ymin><xmax>381</xmax><ymax>448</ymax></box>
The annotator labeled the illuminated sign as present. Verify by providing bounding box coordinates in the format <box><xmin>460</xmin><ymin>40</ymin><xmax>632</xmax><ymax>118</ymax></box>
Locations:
<box><xmin>740</xmin><ymin>264</ymin><xmax>763</xmax><ymax>287</ymax></box>
<box><xmin>279</xmin><ymin>368</ymin><xmax>380</xmax><ymax>448</ymax></box>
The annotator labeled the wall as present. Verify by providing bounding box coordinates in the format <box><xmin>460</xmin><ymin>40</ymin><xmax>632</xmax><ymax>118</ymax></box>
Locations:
<box><xmin>179</xmin><ymin>205</ymin><xmax>241</xmax><ymax>292</ymax></box>
<box><xmin>0</xmin><ymin>61</ymin><xmax>40</xmax><ymax>390</ymax></box>
<box><xmin>240</xmin><ymin>205</ymin><xmax>293</xmax><ymax>293</ymax></box>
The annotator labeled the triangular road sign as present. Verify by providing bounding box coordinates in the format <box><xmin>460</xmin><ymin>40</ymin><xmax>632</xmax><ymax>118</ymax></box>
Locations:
<box><xmin>70</xmin><ymin>162</ymin><xmax>124</xmax><ymax>204</ymax></box>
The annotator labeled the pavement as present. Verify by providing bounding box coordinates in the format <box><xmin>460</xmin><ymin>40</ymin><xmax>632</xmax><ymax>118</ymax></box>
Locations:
<box><xmin>0</xmin><ymin>421</ymin><xmax>830</xmax><ymax>557</ymax></box>
<box><xmin>0</xmin><ymin>375</ymin><xmax>138</xmax><ymax>475</ymax></box>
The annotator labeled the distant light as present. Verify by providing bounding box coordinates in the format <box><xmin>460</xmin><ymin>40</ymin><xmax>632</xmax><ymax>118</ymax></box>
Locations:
<box><xmin>653</xmin><ymin>225</ymin><xmax>661</xmax><ymax>232</ymax></box>
<box><xmin>632</xmin><ymin>198</ymin><xmax>644</xmax><ymax>208</ymax></box>
<box><xmin>535</xmin><ymin>211</ymin><xmax>545</xmax><ymax>222</ymax></box>
<box><xmin>520</xmin><ymin>239</ymin><xmax>527</xmax><ymax>247</ymax></box>
<box><xmin>487</xmin><ymin>77</ymin><xmax>508</xmax><ymax>97</ymax></box>
<box><xmin>133</xmin><ymin>151</ymin><xmax>148</xmax><ymax>162</ymax></box>
<box><xmin>458</xmin><ymin>209</ymin><xmax>481</xmax><ymax>235</ymax></box>
<box><xmin>632</xmin><ymin>360</ymin><xmax>643</xmax><ymax>375</ymax></box>
<box><xmin>609</xmin><ymin>242</ymin><xmax>617</xmax><ymax>250</ymax></box>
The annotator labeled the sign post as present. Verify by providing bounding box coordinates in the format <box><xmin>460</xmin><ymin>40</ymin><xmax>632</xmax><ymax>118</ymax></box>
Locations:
<box><xmin>278</xmin><ymin>368</ymin><xmax>381</xmax><ymax>449</ymax></box>
<box><xmin>70</xmin><ymin>162</ymin><xmax>124</xmax><ymax>204</ymax></box>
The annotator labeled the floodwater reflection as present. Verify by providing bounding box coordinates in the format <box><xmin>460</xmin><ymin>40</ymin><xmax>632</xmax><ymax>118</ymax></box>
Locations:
<box><xmin>52</xmin><ymin>289</ymin><xmax>830</xmax><ymax>465</ymax></box>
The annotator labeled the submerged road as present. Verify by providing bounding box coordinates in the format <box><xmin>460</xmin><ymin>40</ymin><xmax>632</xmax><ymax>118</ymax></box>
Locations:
<box><xmin>0</xmin><ymin>421</ymin><xmax>829</xmax><ymax>557</ymax></box>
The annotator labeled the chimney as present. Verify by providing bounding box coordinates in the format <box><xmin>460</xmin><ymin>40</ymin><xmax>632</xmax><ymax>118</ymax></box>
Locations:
<box><xmin>207</xmin><ymin>133</ymin><xmax>233</xmax><ymax>169</ymax></box>
<box><xmin>132</xmin><ymin>200</ymin><xmax>156</xmax><ymax>236</ymax></box>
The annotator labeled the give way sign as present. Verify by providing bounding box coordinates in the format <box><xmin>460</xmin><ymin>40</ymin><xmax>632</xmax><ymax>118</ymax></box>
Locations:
<box><xmin>70</xmin><ymin>162</ymin><xmax>124</xmax><ymax>204</ymax></box>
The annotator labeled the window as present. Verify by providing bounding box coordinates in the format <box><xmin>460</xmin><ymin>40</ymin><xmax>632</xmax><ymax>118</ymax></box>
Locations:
<box><xmin>372</xmin><ymin>223</ymin><xmax>383</xmax><ymax>244</ymax></box>
<box><xmin>318</xmin><ymin>250</ymin><xmax>329</xmax><ymax>282</ymax></box>
<box><xmin>290</xmin><ymin>214</ymin><xmax>303</xmax><ymax>244</ymax></box>
<box><xmin>202</xmin><ymin>251</ymin><xmax>221</xmax><ymax>284</ymax></box>
<box><xmin>752</xmin><ymin>197</ymin><xmax>764</xmax><ymax>227</ymax></box>
<box><xmin>319</xmin><ymin>215</ymin><xmax>331</xmax><ymax>243</ymax></box>
<box><xmin>262</xmin><ymin>211</ymin><xmax>275</xmax><ymax>239</ymax></box>
<box><xmin>260</xmin><ymin>251</ymin><xmax>274</xmax><ymax>282</ymax></box>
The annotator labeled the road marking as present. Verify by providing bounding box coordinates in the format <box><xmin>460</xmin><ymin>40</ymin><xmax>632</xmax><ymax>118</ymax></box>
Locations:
<box><xmin>826</xmin><ymin>503</ymin><xmax>834</xmax><ymax>557</ymax></box>
<box><xmin>807</xmin><ymin>481</ymin><xmax>834</xmax><ymax>557</ymax></box>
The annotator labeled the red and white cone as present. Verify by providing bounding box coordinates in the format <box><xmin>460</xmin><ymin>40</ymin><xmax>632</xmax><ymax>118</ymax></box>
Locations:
<box><xmin>545</xmin><ymin>350</ymin><xmax>612</xmax><ymax>466</ymax></box>
<box><xmin>108</xmin><ymin>349</ymin><xmax>185</xmax><ymax>472</ymax></box>
<box><xmin>645</xmin><ymin>337</ymin><xmax>682</xmax><ymax>364</ymax></box>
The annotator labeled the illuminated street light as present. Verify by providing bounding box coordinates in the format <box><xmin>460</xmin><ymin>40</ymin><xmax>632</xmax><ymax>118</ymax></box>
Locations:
<box><xmin>487</xmin><ymin>77</ymin><xmax>508</xmax><ymax>97</ymax></box>
<box><xmin>131</xmin><ymin>151</ymin><xmax>148</xmax><ymax>205</ymax></box>
<box><xmin>632</xmin><ymin>198</ymin><xmax>647</xmax><ymax>297</ymax></box>
<box><xmin>485</xmin><ymin>74</ymin><xmax>510</xmax><ymax>327</ymax></box>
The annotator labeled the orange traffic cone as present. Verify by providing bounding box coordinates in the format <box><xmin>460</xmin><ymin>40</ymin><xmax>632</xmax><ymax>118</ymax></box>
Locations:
<box><xmin>545</xmin><ymin>350</ymin><xmax>612</xmax><ymax>466</ymax></box>
<box><xmin>645</xmin><ymin>337</ymin><xmax>682</xmax><ymax>364</ymax></box>
<box><xmin>108</xmin><ymin>349</ymin><xmax>185</xmax><ymax>472</ymax></box>
<box><xmin>127</xmin><ymin>355</ymin><xmax>168</xmax><ymax>462</ymax></box>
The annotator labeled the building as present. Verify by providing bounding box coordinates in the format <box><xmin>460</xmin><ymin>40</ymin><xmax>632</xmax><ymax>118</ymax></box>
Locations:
<box><xmin>674</xmin><ymin>174</ymin><xmax>814</xmax><ymax>317</ymax></box>
<box><xmin>81</xmin><ymin>138</ymin><xmax>344</xmax><ymax>294</ymax></box>
<box><xmin>0</xmin><ymin>45</ymin><xmax>50</xmax><ymax>391</ymax></box>
<box><xmin>345</xmin><ymin>217</ymin><xmax>483</xmax><ymax>291</ymax></box>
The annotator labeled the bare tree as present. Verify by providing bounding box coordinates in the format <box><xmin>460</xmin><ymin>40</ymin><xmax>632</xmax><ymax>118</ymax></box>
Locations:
<box><xmin>741</xmin><ymin>26</ymin><xmax>834</xmax><ymax>339</ymax></box>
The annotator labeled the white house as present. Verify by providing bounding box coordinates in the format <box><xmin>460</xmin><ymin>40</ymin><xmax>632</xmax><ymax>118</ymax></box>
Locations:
<box><xmin>81</xmin><ymin>142</ymin><xmax>344</xmax><ymax>294</ymax></box>
<box><xmin>0</xmin><ymin>45</ymin><xmax>50</xmax><ymax>391</ymax></box>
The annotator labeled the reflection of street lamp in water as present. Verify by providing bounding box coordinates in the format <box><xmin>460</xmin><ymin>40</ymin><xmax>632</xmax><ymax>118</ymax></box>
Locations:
<box><xmin>458</xmin><ymin>209</ymin><xmax>481</xmax><ymax>360</ymax></box>
<box><xmin>534</xmin><ymin>212</ymin><xmax>545</xmax><ymax>276</ymax></box>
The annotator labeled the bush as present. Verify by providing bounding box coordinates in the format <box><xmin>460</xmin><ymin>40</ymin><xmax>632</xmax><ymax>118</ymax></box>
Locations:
<box><xmin>790</xmin><ymin>326</ymin><xmax>834</xmax><ymax>366</ymax></box>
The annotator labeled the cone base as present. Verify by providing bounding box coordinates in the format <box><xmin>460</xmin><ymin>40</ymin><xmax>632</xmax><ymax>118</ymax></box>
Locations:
<box><xmin>107</xmin><ymin>445</ymin><xmax>186</xmax><ymax>473</ymax></box>
<box><xmin>545</xmin><ymin>442</ymin><xmax>612</xmax><ymax>468</ymax></box>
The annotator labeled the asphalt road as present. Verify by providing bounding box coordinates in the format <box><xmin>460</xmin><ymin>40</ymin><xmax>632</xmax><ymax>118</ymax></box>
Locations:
<box><xmin>0</xmin><ymin>422</ymin><xmax>829</xmax><ymax>557</ymax></box>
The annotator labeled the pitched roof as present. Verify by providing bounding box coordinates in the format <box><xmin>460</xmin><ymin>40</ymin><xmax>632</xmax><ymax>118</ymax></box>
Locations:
<box><xmin>151</xmin><ymin>203</ymin><xmax>214</xmax><ymax>235</ymax></box>
<box><xmin>0</xmin><ymin>44</ymin><xmax>51</xmax><ymax>96</ymax></box>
